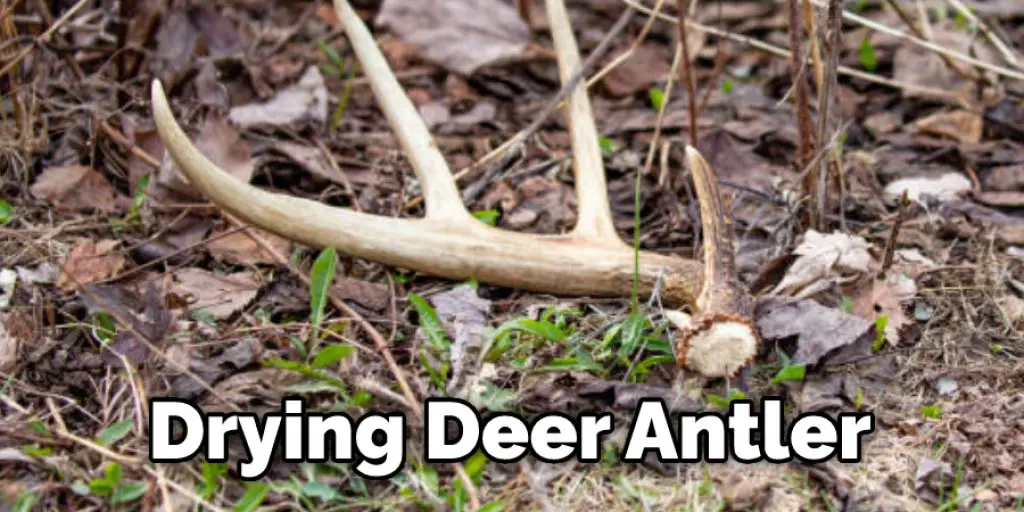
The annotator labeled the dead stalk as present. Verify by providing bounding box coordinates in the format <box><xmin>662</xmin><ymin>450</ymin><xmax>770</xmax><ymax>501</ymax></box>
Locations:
<box><xmin>674</xmin><ymin>0</ymin><xmax>699</xmax><ymax>147</ymax></box>
<box><xmin>813</xmin><ymin>0</ymin><xmax>843</xmax><ymax>231</ymax></box>
<box><xmin>787</xmin><ymin>0</ymin><xmax>817</xmax><ymax>229</ymax></box>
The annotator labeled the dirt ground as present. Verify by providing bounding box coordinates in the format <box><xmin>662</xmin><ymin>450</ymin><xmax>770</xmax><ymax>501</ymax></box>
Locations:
<box><xmin>1</xmin><ymin>0</ymin><xmax>1023</xmax><ymax>510</ymax></box>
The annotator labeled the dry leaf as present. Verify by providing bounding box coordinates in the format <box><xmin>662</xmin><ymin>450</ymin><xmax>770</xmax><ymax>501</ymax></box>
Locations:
<box><xmin>273</xmin><ymin>142</ymin><xmax>346</xmax><ymax>185</ymax></box>
<box><xmin>330</xmin><ymin>277</ymin><xmax>390</xmax><ymax>311</ymax></box>
<box><xmin>913</xmin><ymin>110</ymin><xmax>983</xmax><ymax>143</ymax></box>
<box><xmin>602</xmin><ymin>44</ymin><xmax>672</xmax><ymax>97</ymax></box>
<box><xmin>884</xmin><ymin>173</ymin><xmax>972</xmax><ymax>204</ymax></box>
<box><xmin>158</xmin><ymin>115</ymin><xmax>254</xmax><ymax>200</ymax></box>
<box><xmin>771</xmin><ymin>231</ymin><xmax>878</xmax><ymax>298</ymax></box>
<box><xmin>228</xmin><ymin>66</ymin><xmax>327</xmax><ymax>128</ymax></box>
<box><xmin>206</xmin><ymin>226</ymin><xmax>292</xmax><ymax>266</ymax></box>
<box><xmin>0</xmin><ymin>269</ymin><xmax>14</xmax><ymax>311</ymax></box>
<box><xmin>30</xmin><ymin>165</ymin><xmax>119</xmax><ymax>213</ymax></box>
<box><xmin>376</xmin><ymin>0</ymin><xmax>530</xmax><ymax>76</ymax></box>
<box><xmin>58</xmin><ymin>239</ymin><xmax>126</xmax><ymax>290</ymax></box>
<box><xmin>894</xmin><ymin>26</ymin><xmax>1000</xmax><ymax>103</ymax></box>
<box><xmin>428</xmin><ymin>284</ymin><xmax>491</xmax><ymax>392</ymax></box>
<box><xmin>974</xmin><ymin>190</ymin><xmax>1024</xmax><ymax>208</ymax></box>
<box><xmin>850</xmin><ymin>271</ymin><xmax>916</xmax><ymax>345</ymax></box>
<box><xmin>756</xmin><ymin>297</ymin><xmax>875</xmax><ymax>367</ymax></box>
<box><xmin>171</xmin><ymin>268</ymin><xmax>261</xmax><ymax>320</ymax></box>
<box><xmin>984</xmin><ymin>164</ymin><xmax>1024</xmax><ymax>192</ymax></box>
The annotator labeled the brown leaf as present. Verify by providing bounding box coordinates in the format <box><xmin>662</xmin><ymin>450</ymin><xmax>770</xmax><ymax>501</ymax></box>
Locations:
<box><xmin>155</xmin><ymin>8</ymin><xmax>201</xmax><ymax>76</ymax></box>
<box><xmin>190</xmin><ymin>4</ymin><xmax>244</xmax><ymax>58</ymax></box>
<box><xmin>914</xmin><ymin>110</ymin><xmax>983</xmax><ymax>144</ymax></box>
<box><xmin>158</xmin><ymin>115</ymin><xmax>254</xmax><ymax>200</ymax></box>
<box><xmin>330</xmin><ymin>276</ymin><xmax>390</xmax><ymax>311</ymax></box>
<box><xmin>0</xmin><ymin>313</ymin><xmax>22</xmax><ymax>373</ymax></box>
<box><xmin>974</xmin><ymin>190</ymin><xmax>1024</xmax><ymax>207</ymax></box>
<box><xmin>850</xmin><ymin>271</ymin><xmax>916</xmax><ymax>346</ymax></box>
<box><xmin>376</xmin><ymin>0</ymin><xmax>530</xmax><ymax>76</ymax></box>
<box><xmin>884</xmin><ymin>172</ymin><xmax>972</xmax><ymax>204</ymax></box>
<box><xmin>30</xmin><ymin>165</ymin><xmax>120</xmax><ymax>213</ymax></box>
<box><xmin>893</xmin><ymin>26</ymin><xmax>1001</xmax><ymax>103</ymax></box>
<box><xmin>58</xmin><ymin>239</ymin><xmax>127</xmax><ymax>290</ymax></box>
<box><xmin>171</xmin><ymin>268</ymin><xmax>261</xmax><ymax>320</ymax></box>
<box><xmin>984</xmin><ymin>164</ymin><xmax>1024</xmax><ymax>192</ymax></box>
<box><xmin>206</xmin><ymin>226</ymin><xmax>292</xmax><ymax>266</ymax></box>
<box><xmin>755</xmin><ymin>297</ymin><xmax>874</xmax><ymax>367</ymax></box>
<box><xmin>83</xmin><ymin>283</ymin><xmax>174</xmax><ymax>365</ymax></box>
<box><xmin>272</xmin><ymin>142</ymin><xmax>347</xmax><ymax>185</ymax></box>
<box><xmin>770</xmin><ymin>231</ymin><xmax>879</xmax><ymax>298</ymax></box>
<box><xmin>601</xmin><ymin>44</ymin><xmax>671</xmax><ymax>97</ymax></box>
<box><xmin>228</xmin><ymin>66</ymin><xmax>327</xmax><ymax>128</ymax></box>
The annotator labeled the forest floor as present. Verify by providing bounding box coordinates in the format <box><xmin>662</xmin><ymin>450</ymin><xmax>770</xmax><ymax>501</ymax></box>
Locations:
<box><xmin>1</xmin><ymin>0</ymin><xmax>1023</xmax><ymax>510</ymax></box>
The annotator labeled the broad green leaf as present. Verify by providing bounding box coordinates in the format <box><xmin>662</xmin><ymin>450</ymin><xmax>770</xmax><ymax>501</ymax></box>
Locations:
<box><xmin>771</xmin><ymin>363</ymin><xmax>807</xmax><ymax>384</ymax></box>
<box><xmin>97</xmin><ymin>419</ymin><xmax>133</xmax><ymax>447</ymax></box>
<box><xmin>104</xmin><ymin>462</ymin><xmax>123</xmax><ymax>485</ymax></box>
<box><xmin>89</xmin><ymin>478</ymin><xmax>116</xmax><ymax>496</ymax></box>
<box><xmin>598</xmin><ymin>135</ymin><xmax>615</xmax><ymax>157</ymax></box>
<box><xmin>618</xmin><ymin>310</ymin><xmax>646</xmax><ymax>357</ymax></box>
<box><xmin>312</xmin><ymin>343</ymin><xmax>354</xmax><ymax>368</ymax></box>
<box><xmin>309</xmin><ymin>247</ymin><xmax>338</xmax><ymax>331</ymax></box>
<box><xmin>921</xmin><ymin>404</ymin><xmax>942</xmax><ymax>420</ymax></box>
<box><xmin>705</xmin><ymin>388</ymin><xmax>746</xmax><ymax>409</ymax></box>
<box><xmin>464</xmin><ymin>450</ymin><xmax>489</xmax><ymax>481</ymax></box>
<box><xmin>197</xmin><ymin>462</ymin><xmax>228</xmax><ymax>498</ymax></box>
<box><xmin>234</xmin><ymin>483</ymin><xmax>270</xmax><ymax>512</ymax></box>
<box><xmin>0</xmin><ymin>200</ymin><xmax>12</xmax><ymax>225</ymax></box>
<box><xmin>721</xmin><ymin>78</ymin><xmax>734</xmax><ymax>94</ymax></box>
<box><xmin>11</xmin><ymin>492</ymin><xmax>36</xmax><ymax>512</ymax></box>
<box><xmin>648</xmin><ymin>87</ymin><xmax>665</xmax><ymax>111</ymax></box>
<box><xmin>408</xmin><ymin>293</ymin><xmax>451</xmax><ymax>351</ymax></box>
<box><xmin>871</xmin><ymin>315</ymin><xmax>889</xmax><ymax>352</ymax></box>
<box><xmin>472</xmin><ymin>209</ymin><xmax>500</xmax><ymax>226</ymax></box>
<box><xmin>493</xmin><ymin>318</ymin><xmax>565</xmax><ymax>343</ymax></box>
<box><xmin>859</xmin><ymin>37</ymin><xmax>877</xmax><ymax>71</ymax></box>
<box><xmin>262</xmin><ymin>357</ymin><xmax>346</xmax><ymax>390</ymax></box>
<box><xmin>111</xmin><ymin>482</ymin><xmax>147</xmax><ymax>504</ymax></box>
<box><xmin>478</xmin><ymin>499</ymin><xmax>506</xmax><ymax>512</ymax></box>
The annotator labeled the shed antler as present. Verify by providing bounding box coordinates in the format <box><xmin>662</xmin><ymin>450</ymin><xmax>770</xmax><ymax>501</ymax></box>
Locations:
<box><xmin>149</xmin><ymin>0</ymin><xmax>758</xmax><ymax>377</ymax></box>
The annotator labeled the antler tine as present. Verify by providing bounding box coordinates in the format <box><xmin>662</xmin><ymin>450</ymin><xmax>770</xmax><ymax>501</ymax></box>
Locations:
<box><xmin>667</xmin><ymin>146</ymin><xmax>760</xmax><ymax>379</ymax></box>
<box><xmin>545</xmin><ymin>0</ymin><xmax>621</xmax><ymax>246</ymax></box>
<box><xmin>334</xmin><ymin>0</ymin><xmax>467</xmax><ymax>222</ymax></box>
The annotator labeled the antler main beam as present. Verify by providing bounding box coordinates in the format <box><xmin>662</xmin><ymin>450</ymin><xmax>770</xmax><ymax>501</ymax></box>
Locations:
<box><xmin>150</xmin><ymin>0</ymin><xmax>759</xmax><ymax>377</ymax></box>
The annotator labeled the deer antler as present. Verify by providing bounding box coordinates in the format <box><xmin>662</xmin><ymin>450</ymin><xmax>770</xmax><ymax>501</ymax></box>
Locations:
<box><xmin>149</xmin><ymin>0</ymin><xmax>758</xmax><ymax>377</ymax></box>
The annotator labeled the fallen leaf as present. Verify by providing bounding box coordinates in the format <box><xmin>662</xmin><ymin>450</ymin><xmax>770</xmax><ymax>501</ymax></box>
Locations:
<box><xmin>30</xmin><ymin>165</ymin><xmax>120</xmax><ymax>213</ymax></box>
<box><xmin>974</xmin><ymin>190</ymin><xmax>1024</xmax><ymax>208</ymax></box>
<box><xmin>913</xmin><ymin>110</ymin><xmax>983</xmax><ymax>143</ymax></box>
<box><xmin>154</xmin><ymin>8</ymin><xmax>200</xmax><ymax>76</ymax></box>
<box><xmin>770</xmin><ymin>230</ymin><xmax>878</xmax><ymax>298</ymax></box>
<box><xmin>228</xmin><ymin>66</ymin><xmax>327</xmax><ymax>128</ymax></box>
<box><xmin>190</xmin><ymin>4</ymin><xmax>244</xmax><ymax>58</ymax></box>
<box><xmin>756</xmin><ymin>297</ymin><xmax>875</xmax><ymax>367</ymax></box>
<box><xmin>884</xmin><ymin>172</ymin><xmax>972</xmax><ymax>205</ymax></box>
<box><xmin>15</xmin><ymin>262</ymin><xmax>58</xmax><ymax>285</ymax></box>
<box><xmin>58</xmin><ymin>239</ymin><xmax>126</xmax><ymax>290</ymax></box>
<box><xmin>88</xmin><ymin>283</ymin><xmax>174</xmax><ymax>365</ymax></box>
<box><xmin>850</xmin><ymin>271</ymin><xmax>916</xmax><ymax>345</ymax></box>
<box><xmin>158</xmin><ymin>115</ymin><xmax>254</xmax><ymax>200</ymax></box>
<box><xmin>418</xmin><ymin>101</ymin><xmax>450</xmax><ymax>130</ymax></box>
<box><xmin>893</xmin><ymin>26</ymin><xmax>1000</xmax><ymax>103</ymax></box>
<box><xmin>329</xmin><ymin>277</ymin><xmax>390</xmax><ymax>311</ymax></box>
<box><xmin>449</xmin><ymin>101</ymin><xmax>496</xmax><ymax>127</ymax></box>
<box><xmin>376</xmin><ymin>0</ymin><xmax>530</xmax><ymax>76</ymax></box>
<box><xmin>602</xmin><ymin>44</ymin><xmax>672</xmax><ymax>97</ymax></box>
<box><xmin>984</xmin><ymin>164</ymin><xmax>1024</xmax><ymax>192</ymax></box>
<box><xmin>429</xmin><ymin>284</ymin><xmax>491</xmax><ymax>392</ymax></box>
<box><xmin>206</xmin><ymin>226</ymin><xmax>292</xmax><ymax>266</ymax></box>
<box><xmin>171</xmin><ymin>268</ymin><xmax>261</xmax><ymax>320</ymax></box>
<box><xmin>272</xmin><ymin>142</ymin><xmax>347</xmax><ymax>185</ymax></box>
